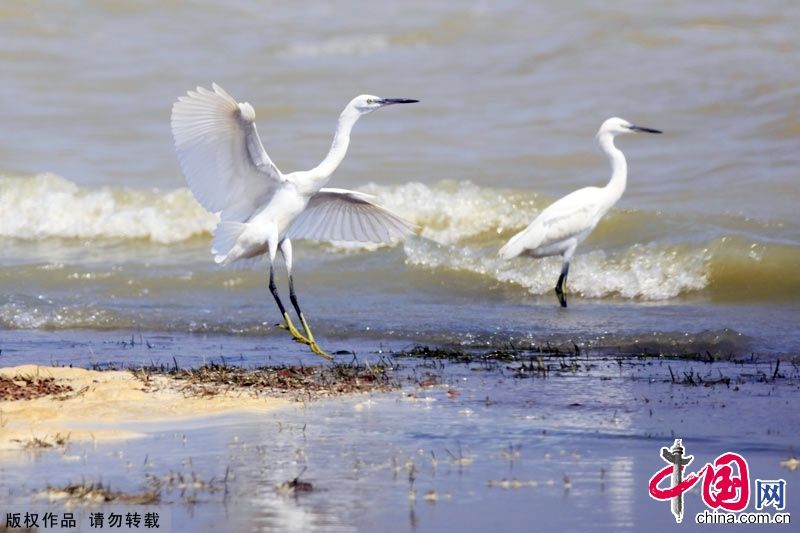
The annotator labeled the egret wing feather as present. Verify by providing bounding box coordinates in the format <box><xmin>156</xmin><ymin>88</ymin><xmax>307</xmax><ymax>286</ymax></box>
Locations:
<box><xmin>500</xmin><ymin>187</ymin><xmax>603</xmax><ymax>259</ymax></box>
<box><xmin>171</xmin><ymin>83</ymin><xmax>284</xmax><ymax>222</ymax></box>
<box><xmin>287</xmin><ymin>188</ymin><xmax>416</xmax><ymax>244</ymax></box>
<box><xmin>535</xmin><ymin>187</ymin><xmax>603</xmax><ymax>243</ymax></box>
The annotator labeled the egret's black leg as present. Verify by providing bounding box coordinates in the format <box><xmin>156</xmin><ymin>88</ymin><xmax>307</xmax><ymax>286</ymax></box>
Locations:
<box><xmin>270</xmin><ymin>265</ymin><xmax>313</xmax><ymax>346</ymax></box>
<box><xmin>276</xmin><ymin>239</ymin><xmax>331</xmax><ymax>360</ymax></box>
<box><xmin>554</xmin><ymin>261</ymin><xmax>570</xmax><ymax>308</ymax></box>
<box><xmin>288</xmin><ymin>275</ymin><xmax>303</xmax><ymax>322</ymax></box>
<box><xmin>269</xmin><ymin>265</ymin><xmax>288</xmax><ymax>316</ymax></box>
<box><xmin>278</xmin><ymin>239</ymin><xmax>333</xmax><ymax>360</ymax></box>
<box><xmin>289</xmin><ymin>274</ymin><xmax>332</xmax><ymax>361</ymax></box>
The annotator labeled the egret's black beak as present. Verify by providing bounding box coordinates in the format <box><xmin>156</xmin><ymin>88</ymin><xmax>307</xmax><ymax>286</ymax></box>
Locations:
<box><xmin>629</xmin><ymin>125</ymin><xmax>662</xmax><ymax>134</ymax></box>
<box><xmin>379</xmin><ymin>98</ymin><xmax>419</xmax><ymax>105</ymax></box>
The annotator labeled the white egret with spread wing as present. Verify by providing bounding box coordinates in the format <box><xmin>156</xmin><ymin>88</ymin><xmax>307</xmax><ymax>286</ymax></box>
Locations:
<box><xmin>499</xmin><ymin>117</ymin><xmax>661</xmax><ymax>307</ymax></box>
<box><xmin>171</xmin><ymin>84</ymin><xmax>418</xmax><ymax>358</ymax></box>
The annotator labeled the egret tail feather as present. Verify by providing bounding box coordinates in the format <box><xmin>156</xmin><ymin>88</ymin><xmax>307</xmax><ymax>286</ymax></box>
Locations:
<box><xmin>499</xmin><ymin>230</ymin><xmax>537</xmax><ymax>260</ymax></box>
<box><xmin>212</xmin><ymin>221</ymin><xmax>246</xmax><ymax>264</ymax></box>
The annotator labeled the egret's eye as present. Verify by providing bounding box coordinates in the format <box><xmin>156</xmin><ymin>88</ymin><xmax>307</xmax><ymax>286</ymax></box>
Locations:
<box><xmin>366</xmin><ymin>98</ymin><xmax>375</xmax><ymax>104</ymax></box>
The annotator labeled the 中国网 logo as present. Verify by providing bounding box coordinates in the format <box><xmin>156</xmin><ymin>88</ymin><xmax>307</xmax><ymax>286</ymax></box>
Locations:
<box><xmin>648</xmin><ymin>439</ymin><xmax>789</xmax><ymax>525</ymax></box>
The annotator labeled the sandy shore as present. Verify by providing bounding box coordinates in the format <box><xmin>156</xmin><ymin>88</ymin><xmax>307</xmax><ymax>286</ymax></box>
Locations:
<box><xmin>0</xmin><ymin>365</ymin><xmax>291</xmax><ymax>451</ymax></box>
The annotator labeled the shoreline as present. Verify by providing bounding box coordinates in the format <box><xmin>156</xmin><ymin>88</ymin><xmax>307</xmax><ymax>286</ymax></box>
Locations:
<box><xmin>0</xmin><ymin>362</ymin><xmax>395</xmax><ymax>452</ymax></box>
<box><xmin>2</xmin><ymin>348</ymin><xmax>793</xmax><ymax>453</ymax></box>
<box><xmin>0</xmin><ymin>365</ymin><xmax>296</xmax><ymax>451</ymax></box>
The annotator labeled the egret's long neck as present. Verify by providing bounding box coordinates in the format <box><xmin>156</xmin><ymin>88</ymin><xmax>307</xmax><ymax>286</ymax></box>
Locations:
<box><xmin>598</xmin><ymin>132</ymin><xmax>627</xmax><ymax>205</ymax></box>
<box><xmin>305</xmin><ymin>105</ymin><xmax>360</xmax><ymax>193</ymax></box>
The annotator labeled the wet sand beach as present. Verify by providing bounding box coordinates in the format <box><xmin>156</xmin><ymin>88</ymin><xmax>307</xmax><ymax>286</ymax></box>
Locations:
<box><xmin>0</xmin><ymin>365</ymin><xmax>292</xmax><ymax>451</ymax></box>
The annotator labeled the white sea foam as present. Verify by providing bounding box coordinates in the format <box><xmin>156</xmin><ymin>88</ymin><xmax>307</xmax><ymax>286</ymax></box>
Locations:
<box><xmin>361</xmin><ymin>181</ymin><xmax>539</xmax><ymax>245</ymax></box>
<box><xmin>0</xmin><ymin>175</ymin><xmax>713</xmax><ymax>300</ymax></box>
<box><xmin>0</xmin><ymin>173</ymin><xmax>217</xmax><ymax>243</ymax></box>
<box><xmin>361</xmin><ymin>181</ymin><xmax>711</xmax><ymax>299</ymax></box>
<box><xmin>403</xmin><ymin>238</ymin><xmax>708</xmax><ymax>301</ymax></box>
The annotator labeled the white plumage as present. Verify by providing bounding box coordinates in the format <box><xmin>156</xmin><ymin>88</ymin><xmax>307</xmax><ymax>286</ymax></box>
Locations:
<box><xmin>171</xmin><ymin>84</ymin><xmax>419</xmax><ymax>357</ymax></box>
<box><xmin>499</xmin><ymin>117</ymin><xmax>661</xmax><ymax>307</ymax></box>
<box><xmin>172</xmin><ymin>84</ymin><xmax>282</xmax><ymax>222</ymax></box>
<box><xmin>287</xmin><ymin>188</ymin><xmax>415</xmax><ymax>243</ymax></box>
<box><xmin>499</xmin><ymin>187</ymin><xmax>603</xmax><ymax>261</ymax></box>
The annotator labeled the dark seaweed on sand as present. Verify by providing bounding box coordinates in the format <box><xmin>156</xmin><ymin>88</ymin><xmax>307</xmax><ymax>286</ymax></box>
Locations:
<box><xmin>131</xmin><ymin>361</ymin><xmax>398</xmax><ymax>401</ymax></box>
<box><xmin>393</xmin><ymin>345</ymin><xmax>799</xmax><ymax>386</ymax></box>
<box><xmin>0</xmin><ymin>374</ymin><xmax>74</xmax><ymax>401</ymax></box>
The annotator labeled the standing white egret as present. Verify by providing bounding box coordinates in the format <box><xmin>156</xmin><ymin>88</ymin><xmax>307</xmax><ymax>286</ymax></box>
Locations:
<box><xmin>171</xmin><ymin>84</ymin><xmax>418</xmax><ymax>358</ymax></box>
<box><xmin>499</xmin><ymin>117</ymin><xmax>661</xmax><ymax>307</ymax></box>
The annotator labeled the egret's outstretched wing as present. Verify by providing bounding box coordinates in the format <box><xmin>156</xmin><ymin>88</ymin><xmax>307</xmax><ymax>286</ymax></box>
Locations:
<box><xmin>171</xmin><ymin>83</ymin><xmax>284</xmax><ymax>222</ymax></box>
<box><xmin>288</xmin><ymin>188</ymin><xmax>416</xmax><ymax>243</ymax></box>
<box><xmin>500</xmin><ymin>187</ymin><xmax>602</xmax><ymax>259</ymax></box>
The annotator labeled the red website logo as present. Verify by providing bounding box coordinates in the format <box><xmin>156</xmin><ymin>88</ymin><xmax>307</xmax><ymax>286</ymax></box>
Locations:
<box><xmin>649</xmin><ymin>439</ymin><xmax>750</xmax><ymax>523</ymax></box>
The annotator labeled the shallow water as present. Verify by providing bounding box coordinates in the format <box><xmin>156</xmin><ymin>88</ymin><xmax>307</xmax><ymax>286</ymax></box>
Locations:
<box><xmin>1</xmin><ymin>354</ymin><xmax>797</xmax><ymax>532</ymax></box>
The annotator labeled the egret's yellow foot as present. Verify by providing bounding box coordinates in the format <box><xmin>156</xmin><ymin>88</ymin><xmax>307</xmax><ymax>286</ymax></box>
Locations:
<box><xmin>277</xmin><ymin>313</ymin><xmax>312</xmax><ymax>345</ymax></box>
<box><xmin>298</xmin><ymin>314</ymin><xmax>332</xmax><ymax>360</ymax></box>
<box><xmin>308</xmin><ymin>342</ymin><xmax>333</xmax><ymax>360</ymax></box>
<box><xmin>299</xmin><ymin>314</ymin><xmax>318</xmax><ymax>344</ymax></box>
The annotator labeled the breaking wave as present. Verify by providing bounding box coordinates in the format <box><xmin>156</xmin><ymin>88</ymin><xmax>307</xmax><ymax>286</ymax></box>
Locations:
<box><xmin>1</xmin><ymin>173</ymin><xmax>798</xmax><ymax>302</ymax></box>
<box><xmin>0</xmin><ymin>173</ymin><xmax>216</xmax><ymax>243</ymax></box>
